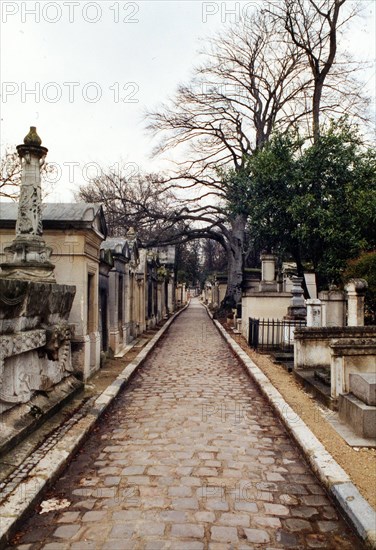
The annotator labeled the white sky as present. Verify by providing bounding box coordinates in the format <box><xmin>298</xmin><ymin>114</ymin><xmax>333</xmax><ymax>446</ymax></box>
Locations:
<box><xmin>1</xmin><ymin>0</ymin><xmax>375</xmax><ymax>202</ymax></box>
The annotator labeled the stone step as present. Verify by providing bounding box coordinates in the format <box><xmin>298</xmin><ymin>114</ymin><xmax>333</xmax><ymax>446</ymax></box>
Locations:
<box><xmin>339</xmin><ymin>393</ymin><xmax>376</xmax><ymax>439</ymax></box>
<box><xmin>350</xmin><ymin>373</ymin><xmax>376</xmax><ymax>406</ymax></box>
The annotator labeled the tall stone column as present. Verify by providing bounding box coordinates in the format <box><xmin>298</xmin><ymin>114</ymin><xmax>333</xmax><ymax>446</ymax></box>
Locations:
<box><xmin>1</xmin><ymin>127</ymin><xmax>55</xmax><ymax>282</ymax></box>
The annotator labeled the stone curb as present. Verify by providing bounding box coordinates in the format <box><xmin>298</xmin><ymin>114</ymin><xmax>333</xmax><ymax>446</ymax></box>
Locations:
<box><xmin>204</xmin><ymin>305</ymin><xmax>376</xmax><ymax>549</ymax></box>
<box><xmin>0</xmin><ymin>302</ymin><xmax>190</xmax><ymax>549</ymax></box>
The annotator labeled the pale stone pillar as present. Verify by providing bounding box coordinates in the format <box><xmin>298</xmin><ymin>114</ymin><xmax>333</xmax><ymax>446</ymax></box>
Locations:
<box><xmin>318</xmin><ymin>289</ymin><xmax>346</xmax><ymax>327</ymax></box>
<box><xmin>259</xmin><ymin>253</ymin><xmax>277</xmax><ymax>292</ymax></box>
<box><xmin>261</xmin><ymin>253</ymin><xmax>275</xmax><ymax>281</ymax></box>
<box><xmin>306</xmin><ymin>299</ymin><xmax>322</xmax><ymax>327</ymax></box>
<box><xmin>345</xmin><ymin>279</ymin><xmax>368</xmax><ymax>326</ymax></box>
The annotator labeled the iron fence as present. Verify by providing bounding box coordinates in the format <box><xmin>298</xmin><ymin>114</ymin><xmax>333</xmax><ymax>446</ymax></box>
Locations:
<box><xmin>248</xmin><ymin>317</ymin><xmax>306</xmax><ymax>352</ymax></box>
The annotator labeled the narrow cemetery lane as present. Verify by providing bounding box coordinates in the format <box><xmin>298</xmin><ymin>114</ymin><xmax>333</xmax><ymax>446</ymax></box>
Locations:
<box><xmin>9</xmin><ymin>299</ymin><xmax>362</xmax><ymax>549</ymax></box>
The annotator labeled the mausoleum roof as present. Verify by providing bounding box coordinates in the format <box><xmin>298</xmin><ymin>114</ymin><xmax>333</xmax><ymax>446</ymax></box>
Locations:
<box><xmin>0</xmin><ymin>202</ymin><xmax>107</xmax><ymax>238</ymax></box>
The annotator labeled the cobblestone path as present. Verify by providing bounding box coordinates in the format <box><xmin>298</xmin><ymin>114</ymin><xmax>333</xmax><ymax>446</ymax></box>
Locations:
<box><xmin>9</xmin><ymin>300</ymin><xmax>362</xmax><ymax>549</ymax></box>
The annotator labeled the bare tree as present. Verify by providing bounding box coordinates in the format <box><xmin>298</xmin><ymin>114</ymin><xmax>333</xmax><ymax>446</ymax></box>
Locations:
<box><xmin>0</xmin><ymin>146</ymin><xmax>57</xmax><ymax>201</ymax></box>
<box><xmin>146</xmin><ymin>11</ymin><xmax>308</xmax><ymax>308</ymax></box>
<box><xmin>0</xmin><ymin>148</ymin><xmax>22</xmax><ymax>200</ymax></box>
<box><xmin>267</xmin><ymin>0</ymin><xmax>369</xmax><ymax>141</ymax></box>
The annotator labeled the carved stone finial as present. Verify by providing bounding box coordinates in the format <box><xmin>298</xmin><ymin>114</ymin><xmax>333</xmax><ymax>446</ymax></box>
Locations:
<box><xmin>24</xmin><ymin>126</ymin><xmax>42</xmax><ymax>147</ymax></box>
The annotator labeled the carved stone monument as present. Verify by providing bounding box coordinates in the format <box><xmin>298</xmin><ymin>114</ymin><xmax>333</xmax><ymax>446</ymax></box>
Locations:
<box><xmin>1</xmin><ymin>127</ymin><xmax>55</xmax><ymax>282</ymax></box>
<box><xmin>0</xmin><ymin>127</ymin><xmax>80</xmax><ymax>452</ymax></box>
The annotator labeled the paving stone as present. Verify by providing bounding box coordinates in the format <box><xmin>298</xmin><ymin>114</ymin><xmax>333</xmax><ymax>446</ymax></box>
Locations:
<box><xmin>171</xmin><ymin>497</ymin><xmax>199</xmax><ymax>510</ymax></box>
<box><xmin>218</xmin><ymin>512</ymin><xmax>250</xmax><ymax>527</ymax></box>
<box><xmin>210</xmin><ymin>525</ymin><xmax>239</xmax><ymax>542</ymax></box>
<box><xmin>70</xmin><ymin>542</ymin><xmax>96</xmax><ymax>549</ymax></box>
<box><xmin>234</xmin><ymin>500</ymin><xmax>258</xmax><ymax>513</ymax></box>
<box><xmin>171</xmin><ymin>523</ymin><xmax>204</xmax><ymax>538</ymax></box>
<box><xmin>276</xmin><ymin>530</ymin><xmax>299</xmax><ymax>547</ymax></box>
<box><xmin>264</xmin><ymin>503</ymin><xmax>290</xmax><ymax>516</ymax></box>
<box><xmin>81</xmin><ymin>511</ymin><xmax>107</xmax><ymax>522</ymax></box>
<box><xmin>102</xmin><ymin>540</ymin><xmax>136</xmax><ymax>550</ymax></box>
<box><xmin>291</xmin><ymin>506</ymin><xmax>319</xmax><ymax>519</ymax></box>
<box><xmin>137</xmin><ymin>521</ymin><xmax>166</xmax><ymax>536</ymax></box>
<box><xmin>168</xmin><ymin>486</ymin><xmax>193</xmax><ymax>497</ymax></box>
<box><xmin>41</xmin><ymin>544</ymin><xmax>69</xmax><ymax>550</ymax></box>
<box><xmin>52</xmin><ymin>524</ymin><xmax>81</xmax><ymax>539</ymax></box>
<box><xmin>317</xmin><ymin>520</ymin><xmax>340</xmax><ymax>532</ymax></box>
<box><xmin>283</xmin><ymin>518</ymin><xmax>312</xmax><ymax>532</ymax></box>
<box><xmin>57</xmin><ymin>512</ymin><xmax>80</xmax><ymax>523</ymax></box>
<box><xmin>170</xmin><ymin>543</ymin><xmax>204</xmax><ymax>550</ymax></box>
<box><xmin>244</xmin><ymin>528</ymin><xmax>270</xmax><ymax>543</ymax></box>
<box><xmin>109</xmin><ymin>524</ymin><xmax>135</xmax><ymax>538</ymax></box>
<box><xmin>195</xmin><ymin>511</ymin><xmax>216</xmax><ymax>522</ymax></box>
<box><xmin>253</xmin><ymin>516</ymin><xmax>282</xmax><ymax>528</ymax></box>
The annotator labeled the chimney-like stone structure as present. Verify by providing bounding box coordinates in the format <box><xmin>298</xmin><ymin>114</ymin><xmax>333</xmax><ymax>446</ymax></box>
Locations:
<box><xmin>306</xmin><ymin>299</ymin><xmax>322</xmax><ymax>327</ymax></box>
<box><xmin>1</xmin><ymin>127</ymin><xmax>55</xmax><ymax>282</ymax></box>
<box><xmin>259</xmin><ymin>253</ymin><xmax>277</xmax><ymax>292</ymax></box>
<box><xmin>285</xmin><ymin>276</ymin><xmax>307</xmax><ymax>320</ymax></box>
<box><xmin>345</xmin><ymin>278</ymin><xmax>368</xmax><ymax>326</ymax></box>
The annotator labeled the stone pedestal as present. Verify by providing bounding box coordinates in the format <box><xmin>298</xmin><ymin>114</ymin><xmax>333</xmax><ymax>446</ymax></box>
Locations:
<box><xmin>339</xmin><ymin>372</ymin><xmax>376</xmax><ymax>439</ymax></box>
<box><xmin>285</xmin><ymin>276</ymin><xmax>306</xmax><ymax>320</ymax></box>
<box><xmin>306</xmin><ymin>299</ymin><xmax>322</xmax><ymax>327</ymax></box>
<box><xmin>259</xmin><ymin>253</ymin><xmax>277</xmax><ymax>292</ymax></box>
<box><xmin>339</xmin><ymin>393</ymin><xmax>376</xmax><ymax>439</ymax></box>
<box><xmin>345</xmin><ymin>279</ymin><xmax>368</xmax><ymax>326</ymax></box>
<box><xmin>0</xmin><ymin>278</ymin><xmax>77</xmax><ymax>413</ymax></box>
<box><xmin>318</xmin><ymin>289</ymin><xmax>346</xmax><ymax>327</ymax></box>
<box><xmin>350</xmin><ymin>373</ymin><xmax>376</xmax><ymax>406</ymax></box>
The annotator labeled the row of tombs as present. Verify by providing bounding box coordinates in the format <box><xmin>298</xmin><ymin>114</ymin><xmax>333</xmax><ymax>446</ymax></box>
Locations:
<box><xmin>0</xmin><ymin>128</ymin><xmax>188</xmax><ymax>449</ymax></box>
<box><xmin>203</xmin><ymin>253</ymin><xmax>376</xmax><ymax>445</ymax></box>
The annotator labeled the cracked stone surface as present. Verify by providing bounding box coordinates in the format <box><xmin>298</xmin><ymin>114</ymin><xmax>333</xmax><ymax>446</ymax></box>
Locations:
<box><xmin>7</xmin><ymin>300</ymin><xmax>363</xmax><ymax>549</ymax></box>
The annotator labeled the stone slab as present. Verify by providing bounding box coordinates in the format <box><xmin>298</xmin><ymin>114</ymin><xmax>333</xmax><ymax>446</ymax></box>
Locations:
<box><xmin>339</xmin><ymin>393</ymin><xmax>376</xmax><ymax>439</ymax></box>
<box><xmin>350</xmin><ymin>372</ymin><xmax>376</xmax><ymax>406</ymax></box>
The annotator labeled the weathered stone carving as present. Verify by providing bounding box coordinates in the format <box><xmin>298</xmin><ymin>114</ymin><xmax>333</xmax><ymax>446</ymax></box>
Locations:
<box><xmin>0</xmin><ymin>127</ymin><xmax>55</xmax><ymax>282</ymax></box>
<box><xmin>0</xmin><ymin>128</ymin><xmax>79</xmax><ymax>437</ymax></box>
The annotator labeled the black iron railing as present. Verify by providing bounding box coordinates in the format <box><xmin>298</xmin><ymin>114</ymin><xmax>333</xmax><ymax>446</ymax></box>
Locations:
<box><xmin>248</xmin><ymin>317</ymin><xmax>306</xmax><ymax>351</ymax></box>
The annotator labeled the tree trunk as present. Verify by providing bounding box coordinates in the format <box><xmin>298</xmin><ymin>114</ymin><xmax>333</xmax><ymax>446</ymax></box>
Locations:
<box><xmin>216</xmin><ymin>214</ymin><xmax>247</xmax><ymax>316</ymax></box>
<box><xmin>312</xmin><ymin>78</ymin><xmax>324</xmax><ymax>143</ymax></box>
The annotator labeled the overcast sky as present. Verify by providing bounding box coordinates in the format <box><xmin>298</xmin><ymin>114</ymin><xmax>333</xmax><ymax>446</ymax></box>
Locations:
<box><xmin>1</xmin><ymin>0</ymin><xmax>375</xmax><ymax>202</ymax></box>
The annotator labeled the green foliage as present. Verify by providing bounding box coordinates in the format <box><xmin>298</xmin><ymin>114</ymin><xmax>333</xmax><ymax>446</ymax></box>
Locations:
<box><xmin>244</xmin><ymin>121</ymin><xmax>376</xmax><ymax>288</ymax></box>
<box><xmin>343</xmin><ymin>252</ymin><xmax>376</xmax><ymax>324</ymax></box>
<box><xmin>176</xmin><ymin>241</ymin><xmax>202</xmax><ymax>286</ymax></box>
